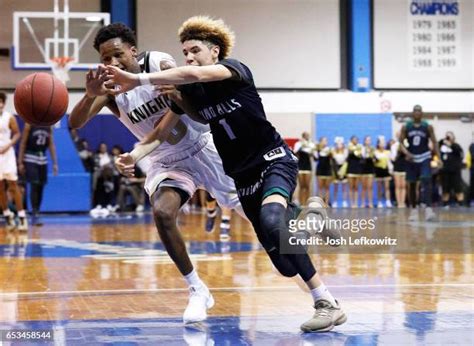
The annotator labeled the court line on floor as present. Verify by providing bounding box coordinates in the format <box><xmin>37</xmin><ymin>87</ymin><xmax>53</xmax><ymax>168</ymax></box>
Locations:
<box><xmin>0</xmin><ymin>283</ymin><xmax>473</xmax><ymax>298</ymax></box>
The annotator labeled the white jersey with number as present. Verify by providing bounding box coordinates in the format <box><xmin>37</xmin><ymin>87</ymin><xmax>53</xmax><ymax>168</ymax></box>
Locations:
<box><xmin>0</xmin><ymin>111</ymin><xmax>18</xmax><ymax>180</ymax></box>
<box><xmin>114</xmin><ymin>51</ymin><xmax>209</xmax><ymax>164</ymax></box>
<box><xmin>113</xmin><ymin>52</ymin><xmax>241</xmax><ymax>212</ymax></box>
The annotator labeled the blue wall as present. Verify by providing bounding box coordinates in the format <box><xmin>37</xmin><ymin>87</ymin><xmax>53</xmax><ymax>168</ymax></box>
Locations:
<box><xmin>77</xmin><ymin>114</ymin><xmax>137</xmax><ymax>153</ymax></box>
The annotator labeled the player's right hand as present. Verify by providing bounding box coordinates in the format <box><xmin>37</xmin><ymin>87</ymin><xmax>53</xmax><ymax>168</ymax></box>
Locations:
<box><xmin>405</xmin><ymin>153</ymin><xmax>414</xmax><ymax>162</ymax></box>
<box><xmin>85</xmin><ymin>65</ymin><xmax>110</xmax><ymax>98</ymax></box>
<box><xmin>18</xmin><ymin>163</ymin><xmax>25</xmax><ymax>175</ymax></box>
<box><xmin>115</xmin><ymin>153</ymin><xmax>136</xmax><ymax>177</ymax></box>
<box><xmin>157</xmin><ymin>85</ymin><xmax>181</xmax><ymax>102</ymax></box>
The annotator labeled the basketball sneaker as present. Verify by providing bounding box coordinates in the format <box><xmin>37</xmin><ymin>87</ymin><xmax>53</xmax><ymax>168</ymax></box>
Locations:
<box><xmin>408</xmin><ymin>209</ymin><xmax>419</xmax><ymax>222</ymax></box>
<box><xmin>425</xmin><ymin>207</ymin><xmax>436</xmax><ymax>221</ymax></box>
<box><xmin>300</xmin><ymin>299</ymin><xmax>347</xmax><ymax>333</ymax></box>
<box><xmin>183</xmin><ymin>285</ymin><xmax>215</xmax><ymax>324</ymax></box>
<box><xmin>205</xmin><ymin>210</ymin><xmax>217</xmax><ymax>233</ymax></box>
<box><xmin>296</xmin><ymin>197</ymin><xmax>342</xmax><ymax>244</ymax></box>
<box><xmin>18</xmin><ymin>217</ymin><xmax>28</xmax><ymax>231</ymax></box>
<box><xmin>5</xmin><ymin>213</ymin><xmax>16</xmax><ymax>231</ymax></box>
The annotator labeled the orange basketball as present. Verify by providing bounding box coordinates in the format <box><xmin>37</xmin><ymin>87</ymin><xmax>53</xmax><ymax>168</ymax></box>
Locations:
<box><xmin>14</xmin><ymin>72</ymin><xmax>69</xmax><ymax>126</ymax></box>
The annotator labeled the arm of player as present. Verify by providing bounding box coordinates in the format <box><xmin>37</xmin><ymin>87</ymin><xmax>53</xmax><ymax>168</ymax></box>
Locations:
<box><xmin>398</xmin><ymin>125</ymin><xmax>413</xmax><ymax>161</ymax></box>
<box><xmin>17</xmin><ymin>123</ymin><xmax>31</xmax><ymax>174</ymax></box>
<box><xmin>157</xmin><ymin>84</ymin><xmax>207</xmax><ymax>124</ymax></box>
<box><xmin>115</xmin><ymin>110</ymin><xmax>182</xmax><ymax>177</ymax></box>
<box><xmin>48</xmin><ymin>129</ymin><xmax>59</xmax><ymax>175</ymax></box>
<box><xmin>105</xmin><ymin>64</ymin><xmax>233</xmax><ymax>95</ymax></box>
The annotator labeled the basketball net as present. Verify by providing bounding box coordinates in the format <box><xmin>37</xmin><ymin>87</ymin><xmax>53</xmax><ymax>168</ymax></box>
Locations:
<box><xmin>49</xmin><ymin>56</ymin><xmax>74</xmax><ymax>84</ymax></box>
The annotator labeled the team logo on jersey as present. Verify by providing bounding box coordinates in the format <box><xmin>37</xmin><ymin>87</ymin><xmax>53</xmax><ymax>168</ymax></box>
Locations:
<box><xmin>126</xmin><ymin>95</ymin><xmax>170</xmax><ymax>124</ymax></box>
<box><xmin>263</xmin><ymin>146</ymin><xmax>287</xmax><ymax>161</ymax></box>
<box><xmin>198</xmin><ymin>98</ymin><xmax>242</xmax><ymax>121</ymax></box>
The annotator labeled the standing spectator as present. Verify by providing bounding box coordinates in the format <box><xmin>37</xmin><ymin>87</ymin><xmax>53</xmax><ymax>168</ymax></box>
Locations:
<box><xmin>468</xmin><ymin>140</ymin><xmax>474</xmax><ymax>206</ymax></box>
<box><xmin>360</xmin><ymin>136</ymin><xmax>375</xmax><ymax>208</ymax></box>
<box><xmin>314</xmin><ymin>137</ymin><xmax>332</xmax><ymax>205</ymax></box>
<box><xmin>18</xmin><ymin>124</ymin><xmax>58</xmax><ymax>226</ymax></box>
<box><xmin>391</xmin><ymin>134</ymin><xmax>407</xmax><ymax>208</ymax></box>
<box><xmin>331</xmin><ymin>137</ymin><xmax>348</xmax><ymax>208</ymax></box>
<box><xmin>347</xmin><ymin>136</ymin><xmax>363</xmax><ymax>208</ymax></box>
<box><xmin>293</xmin><ymin>132</ymin><xmax>315</xmax><ymax>206</ymax></box>
<box><xmin>90</xmin><ymin>143</ymin><xmax>115</xmax><ymax>216</ymax></box>
<box><xmin>439</xmin><ymin>131</ymin><xmax>464</xmax><ymax>207</ymax></box>
<box><xmin>77</xmin><ymin>139</ymin><xmax>94</xmax><ymax>172</ymax></box>
<box><xmin>374</xmin><ymin>137</ymin><xmax>392</xmax><ymax>208</ymax></box>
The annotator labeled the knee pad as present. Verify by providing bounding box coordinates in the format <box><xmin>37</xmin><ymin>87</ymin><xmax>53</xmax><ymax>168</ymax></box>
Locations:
<box><xmin>259</xmin><ymin>203</ymin><xmax>287</xmax><ymax>242</ymax></box>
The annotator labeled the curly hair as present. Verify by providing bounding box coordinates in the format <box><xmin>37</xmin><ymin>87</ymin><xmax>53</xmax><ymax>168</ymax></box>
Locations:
<box><xmin>93</xmin><ymin>23</ymin><xmax>137</xmax><ymax>51</ymax></box>
<box><xmin>0</xmin><ymin>92</ymin><xmax>6</xmax><ymax>103</ymax></box>
<box><xmin>178</xmin><ymin>16</ymin><xmax>235</xmax><ymax>60</ymax></box>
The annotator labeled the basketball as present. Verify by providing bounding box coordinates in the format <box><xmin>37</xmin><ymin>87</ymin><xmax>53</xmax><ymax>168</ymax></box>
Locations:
<box><xmin>14</xmin><ymin>72</ymin><xmax>69</xmax><ymax>126</ymax></box>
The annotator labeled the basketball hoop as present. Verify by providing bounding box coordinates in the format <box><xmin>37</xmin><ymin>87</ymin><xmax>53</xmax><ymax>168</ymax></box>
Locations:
<box><xmin>49</xmin><ymin>56</ymin><xmax>74</xmax><ymax>84</ymax></box>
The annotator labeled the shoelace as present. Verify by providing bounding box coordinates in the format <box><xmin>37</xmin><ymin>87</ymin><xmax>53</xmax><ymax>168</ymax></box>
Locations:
<box><xmin>314</xmin><ymin>301</ymin><xmax>333</xmax><ymax>318</ymax></box>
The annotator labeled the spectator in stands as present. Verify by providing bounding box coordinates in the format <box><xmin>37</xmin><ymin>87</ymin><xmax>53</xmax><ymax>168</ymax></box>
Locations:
<box><xmin>391</xmin><ymin>133</ymin><xmax>407</xmax><ymax>208</ymax></box>
<box><xmin>314</xmin><ymin>136</ymin><xmax>332</xmax><ymax>205</ymax></box>
<box><xmin>77</xmin><ymin>139</ymin><xmax>94</xmax><ymax>172</ymax></box>
<box><xmin>331</xmin><ymin>137</ymin><xmax>348</xmax><ymax>208</ymax></box>
<box><xmin>374</xmin><ymin>136</ymin><xmax>392</xmax><ymax>208</ymax></box>
<box><xmin>115</xmin><ymin>164</ymin><xmax>146</xmax><ymax>212</ymax></box>
<box><xmin>90</xmin><ymin>143</ymin><xmax>116</xmax><ymax>217</ymax></box>
<box><xmin>439</xmin><ymin>131</ymin><xmax>464</xmax><ymax>207</ymax></box>
<box><xmin>293</xmin><ymin>132</ymin><xmax>316</xmax><ymax>205</ymax></box>
<box><xmin>347</xmin><ymin>136</ymin><xmax>363</xmax><ymax>208</ymax></box>
<box><xmin>468</xmin><ymin>140</ymin><xmax>474</xmax><ymax>206</ymax></box>
<box><xmin>360</xmin><ymin>136</ymin><xmax>375</xmax><ymax>208</ymax></box>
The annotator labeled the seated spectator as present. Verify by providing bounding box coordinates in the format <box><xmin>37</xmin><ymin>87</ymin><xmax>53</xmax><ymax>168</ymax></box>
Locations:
<box><xmin>115</xmin><ymin>165</ymin><xmax>146</xmax><ymax>212</ymax></box>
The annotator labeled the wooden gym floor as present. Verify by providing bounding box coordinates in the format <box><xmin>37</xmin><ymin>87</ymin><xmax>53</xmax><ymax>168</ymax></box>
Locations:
<box><xmin>0</xmin><ymin>208</ymin><xmax>473</xmax><ymax>345</ymax></box>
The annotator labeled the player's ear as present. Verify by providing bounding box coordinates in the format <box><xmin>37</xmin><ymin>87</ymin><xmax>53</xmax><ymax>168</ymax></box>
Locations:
<box><xmin>211</xmin><ymin>45</ymin><xmax>220</xmax><ymax>60</ymax></box>
<box><xmin>130</xmin><ymin>46</ymin><xmax>138</xmax><ymax>57</ymax></box>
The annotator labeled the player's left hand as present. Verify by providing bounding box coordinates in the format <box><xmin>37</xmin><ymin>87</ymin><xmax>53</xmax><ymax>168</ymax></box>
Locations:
<box><xmin>53</xmin><ymin>164</ymin><xmax>59</xmax><ymax>176</ymax></box>
<box><xmin>115</xmin><ymin>153</ymin><xmax>136</xmax><ymax>177</ymax></box>
<box><xmin>0</xmin><ymin>146</ymin><xmax>8</xmax><ymax>155</ymax></box>
<box><xmin>104</xmin><ymin>66</ymin><xmax>140</xmax><ymax>95</ymax></box>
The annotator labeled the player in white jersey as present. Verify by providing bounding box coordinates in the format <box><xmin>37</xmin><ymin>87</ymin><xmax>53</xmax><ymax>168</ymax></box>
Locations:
<box><xmin>0</xmin><ymin>92</ymin><xmax>28</xmax><ymax>231</ymax></box>
<box><xmin>69</xmin><ymin>23</ymin><xmax>243</xmax><ymax>324</ymax></box>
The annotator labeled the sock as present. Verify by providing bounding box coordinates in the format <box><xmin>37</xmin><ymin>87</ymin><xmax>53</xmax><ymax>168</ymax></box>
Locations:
<box><xmin>310</xmin><ymin>283</ymin><xmax>337</xmax><ymax>306</ymax></box>
<box><xmin>220</xmin><ymin>216</ymin><xmax>231</xmax><ymax>229</ymax></box>
<box><xmin>18</xmin><ymin>210</ymin><xmax>26</xmax><ymax>218</ymax></box>
<box><xmin>207</xmin><ymin>208</ymin><xmax>217</xmax><ymax>218</ymax></box>
<box><xmin>184</xmin><ymin>269</ymin><xmax>204</xmax><ymax>288</ymax></box>
<box><xmin>3</xmin><ymin>209</ymin><xmax>12</xmax><ymax>217</ymax></box>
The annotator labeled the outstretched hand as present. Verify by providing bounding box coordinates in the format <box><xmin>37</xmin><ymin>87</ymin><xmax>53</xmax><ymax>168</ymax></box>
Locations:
<box><xmin>115</xmin><ymin>153</ymin><xmax>136</xmax><ymax>177</ymax></box>
<box><xmin>85</xmin><ymin>65</ymin><xmax>110</xmax><ymax>98</ymax></box>
<box><xmin>104</xmin><ymin>66</ymin><xmax>140</xmax><ymax>95</ymax></box>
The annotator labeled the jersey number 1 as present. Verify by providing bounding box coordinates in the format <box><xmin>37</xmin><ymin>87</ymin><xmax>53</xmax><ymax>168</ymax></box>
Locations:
<box><xmin>219</xmin><ymin>119</ymin><xmax>237</xmax><ymax>140</ymax></box>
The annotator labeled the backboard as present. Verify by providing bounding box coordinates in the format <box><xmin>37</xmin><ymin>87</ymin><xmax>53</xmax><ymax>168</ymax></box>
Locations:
<box><xmin>12</xmin><ymin>2</ymin><xmax>110</xmax><ymax>72</ymax></box>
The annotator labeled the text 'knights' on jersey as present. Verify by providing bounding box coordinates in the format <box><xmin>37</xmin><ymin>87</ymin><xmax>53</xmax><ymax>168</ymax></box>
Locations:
<box><xmin>172</xmin><ymin>59</ymin><xmax>285</xmax><ymax>179</ymax></box>
<box><xmin>406</xmin><ymin>120</ymin><xmax>432</xmax><ymax>162</ymax></box>
<box><xmin>114</xmin><ymin>51</ymin><xmax>210</xmax><ymax>164</ymax></box>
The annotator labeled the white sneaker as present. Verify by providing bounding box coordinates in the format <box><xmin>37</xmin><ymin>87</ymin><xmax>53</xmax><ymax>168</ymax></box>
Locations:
<box><xmin>89</xmin><ymin>205</ymin><xmax>102</xmax><ymax>218</ymax></box>
<box><xmin>135</xmin><ymin>204</ymin><xmax>144</xmax><ymax>213</ymax></box>
<box><xmin>386</xmin><ymin>200</ymin><xmax>393</xmax><ymax>208</ymax></box>
<box><xmin>342</xmin><ymin>201</ymin><xmax>349</xmax><ymax>208</ymax></box>
<box><xmin>332</xmin><ymin>202</ymin><xmax>338</xmax><ymax>208</ymax></box>
<box><xmin>18</xmin><ymin>217</ymin><xmax>28</xmax><ymax>231</ymax></box>
<box><xmin>183</xmin><ymin>285</ymin><xmax>215</xmax><ymax>324</ymax></box>
<box><xmin>425</xmin><ymin>207</ymin><xmax>436</xmax><ymax>221</ymax></box>
<box><xmin>408</xmin><ymin>209</ymin><xmax>419</xmax><ymax>222</ymax></box>
<box><xmin>377</xmin><ymin>202</ymin><xmax>383</xmax><ymax>209</ymax></box>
